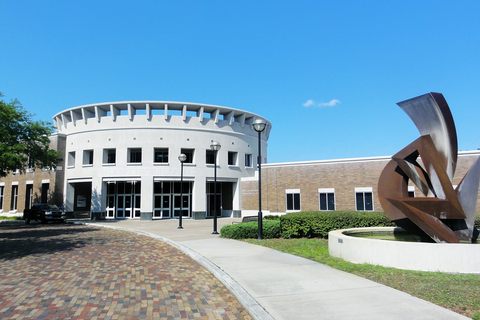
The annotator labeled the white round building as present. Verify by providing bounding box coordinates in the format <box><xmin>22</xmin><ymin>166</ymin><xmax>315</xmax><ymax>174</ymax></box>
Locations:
<box><xmin>53</xmin><ymin>101</ymin><xmax>271</xmax><ymax>220</ymax></box>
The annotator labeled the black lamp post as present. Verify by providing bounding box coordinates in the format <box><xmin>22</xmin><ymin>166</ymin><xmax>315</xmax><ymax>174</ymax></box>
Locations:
<box><xmin>253</xmin><ymin>119</ymin><xmax>267</xmax><ymax>240</ymax></box>
<box><xmin>178</xmin><ymin>153</ymin><xmax>187</xmax><ymax>229</ymax></box>
<box><xmin>210</xmin><ymin>141</ymin><xmax>221</xmax><ymax>234</ymax></box>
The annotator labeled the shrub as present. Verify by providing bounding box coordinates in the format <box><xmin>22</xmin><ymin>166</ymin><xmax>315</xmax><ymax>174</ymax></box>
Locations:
<box><xmin>220</xmin><ymin>220</ymin><xmax>281</xmax><ymax>239</ymax></box>
<box><xmin>264</xmin><ymin>215</ymin><xmax>281</xmax><ymax>221</ymax></box>
<box><xmin>0</xmin><ymin>216</ymin><xmax>23</xmax><ymax>220</ymax></box>
<box><xmin>280</xmin><ymin>211</ymin><xmax>395</xmax><ymax>239</ymax></box>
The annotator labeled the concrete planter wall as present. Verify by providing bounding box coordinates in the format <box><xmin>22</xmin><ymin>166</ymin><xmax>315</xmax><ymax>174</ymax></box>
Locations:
<box><xmin>329</xmin><ymin>227</ymin><xmax>480</xmax><ymax>274</ymax></box>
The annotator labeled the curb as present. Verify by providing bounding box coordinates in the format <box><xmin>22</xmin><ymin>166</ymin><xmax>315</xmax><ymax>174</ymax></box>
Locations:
<box><xmin>70</xmin><ymin>221</ymin><xmax>275</xmax><ymax>320</ymax></box>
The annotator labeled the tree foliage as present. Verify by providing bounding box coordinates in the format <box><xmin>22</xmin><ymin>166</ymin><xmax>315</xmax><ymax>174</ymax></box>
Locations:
<box><xmin>0</xmin><ymin>92</ymin><xmax>60</xmax><ymax>177</ymax></box>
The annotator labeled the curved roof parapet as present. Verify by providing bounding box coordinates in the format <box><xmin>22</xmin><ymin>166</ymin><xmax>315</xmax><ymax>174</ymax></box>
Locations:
<box><xmin>52</xmin><ymin>101</ymin><xmax>271</xmax><ymax>139</ymax></box>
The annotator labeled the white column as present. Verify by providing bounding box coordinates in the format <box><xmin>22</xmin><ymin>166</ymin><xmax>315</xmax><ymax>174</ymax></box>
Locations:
<box><xmin>141</xmin><ymin>176</ymin><xmax>153</xmax><ymax>214</ymax></box>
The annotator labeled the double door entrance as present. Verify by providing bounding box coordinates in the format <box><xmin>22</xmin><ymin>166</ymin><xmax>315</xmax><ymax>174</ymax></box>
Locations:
<box><xmin>106</xmin><ymin>181</ymin><xmax>141</xmax><ymax>219</ymax></box>
<box><xmin>153</xmin><ymin>181</ymin><xmax>192</xmax><ymax>219</ymax></box>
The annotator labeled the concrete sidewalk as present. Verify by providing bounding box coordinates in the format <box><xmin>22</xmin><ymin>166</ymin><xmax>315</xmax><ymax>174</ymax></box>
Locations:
<box><xmin>76</xmin><ymin>218</ymin><xmax>468</xmax><ymax>320</ymax></box>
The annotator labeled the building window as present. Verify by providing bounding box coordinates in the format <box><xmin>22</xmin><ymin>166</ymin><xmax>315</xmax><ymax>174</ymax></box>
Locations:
<box><xmin>25</xmin><ymin>184</ymin><xmax>33</xmax><ymax>210</ymax></box>
<box><xmin>68</xmin><ymin>151</ymin><xmax>75</xmax><ymax>167</ymax></box>
<box><xmin>286</xmin><ymin>189</ymin><xmax>301</xmax><ymax>212</ymax></box>
<box><xmin>355</xmin><ymin>187</ymin><xmax>373</xmax><ymax>211</ymax></box>
<box><xmin>408</xmin><ymin>186</ymin><xmax>415</xmax><ymax>198</ymax></box>
<box><xmin>27</xmin><ymin>157</ymin><xmax>34</xmax><ymax>172</ymax></box>
<box><xmin>103</xmin><ymin>149</ymin><xmax>116</xmax><ymax>164</ymax></box>
<box><xmin>228</xmin><ymin>152</ymin><xmax>238</xmax><ymax>166</ymax></box>
<box><xmin>41</xmin><ymin>183</ymin><xmax>49</xmax><ymax>203</ymax></box>
<box><xmin>245</xmin><ymin>154</ymin><xmax>252</xmax><ymax>167</ymax></box>
<box><xmin>181</xmin><ymin>148</ymin><xmax>194</xmax><ymax>164</ymax></box>
<box><xmin>154</xmin><ymin>148</ymin><xmax>169</xmax><ymax>163</ymax></box>
<box><xmin>83</xmin><ymin>150</ymin><xmax>94</xmax><ymax>165</ymax></box>
<box><xmin>206</xmin><ymin>150</ymin><xmax>215</xmax><ymax>164</ymax></box>
<box><xmin>10</xmin><ymin>185</ymin><xmax>18</xmax><ymax>211</ymax></box>
<box><xmin>319</xmin><ymin>188</ymin><xmax>335</xmax><ymax>211</ymax></box>
<box><xmin>0</xmin><ymin>186</ymin><xmax>4</xmax><ymax>212</ymax></box>
<box><xmin>128</xmin><ymin>148</ymin><xmax>142</xmax><ymax>163</ymax></box>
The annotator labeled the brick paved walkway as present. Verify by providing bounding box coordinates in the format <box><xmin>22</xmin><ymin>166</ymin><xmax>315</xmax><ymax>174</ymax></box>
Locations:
<box><xmin>0</xmin><ymin>223</ymin><xmax>251</xmax><ymax>320</ymax></box>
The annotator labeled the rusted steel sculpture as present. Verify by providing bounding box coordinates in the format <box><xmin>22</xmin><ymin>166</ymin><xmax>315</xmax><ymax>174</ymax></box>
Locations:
<box><xmin>378</xmin><ymin>92</ymin><xmax>480</xmax><ymax>243</ymax></box>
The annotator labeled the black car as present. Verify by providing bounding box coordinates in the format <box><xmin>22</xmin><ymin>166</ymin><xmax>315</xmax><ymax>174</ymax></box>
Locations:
<box><xmin>24</xmin><ymin>204</ymin><xmax>66</xmax><ymax>224</ymax></box>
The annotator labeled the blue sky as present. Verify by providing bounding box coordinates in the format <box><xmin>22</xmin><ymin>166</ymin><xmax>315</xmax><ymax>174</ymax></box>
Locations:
<box><xmin>1</xmin><ymin>1</ymin><xmax>479</xmax><ymax>163</ymax></box>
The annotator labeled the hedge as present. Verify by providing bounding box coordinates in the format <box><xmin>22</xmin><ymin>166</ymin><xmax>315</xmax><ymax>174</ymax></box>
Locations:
<box><xmin>220</xmin><ymin>212</ymin><xmax>480</xmax><ymax>240</ymax></box>
<box><xmin>280</xmin><ymin>211</ymin><xmax>396</xmax><ymax>239</ymax></box>
<box><xmin>0</xmin><ymin>216</ymin><xmax>23</xmax><ymax>220</ymax></box>
<box><xmin>220</xmin><ymin>220</ymin><xmax>281</xmax><ymax>239</ymax></box>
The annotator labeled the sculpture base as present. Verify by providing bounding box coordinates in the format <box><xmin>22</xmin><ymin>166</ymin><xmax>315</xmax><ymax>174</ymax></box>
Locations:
<box><xmin>329</xmin><ymin>227</ymin><xmax>480</xmax><ymax>274</ymax></box>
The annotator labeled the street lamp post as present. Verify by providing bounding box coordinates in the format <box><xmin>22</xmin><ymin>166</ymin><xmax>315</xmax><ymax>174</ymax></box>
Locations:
<box><xmin>178</xmin><ymin>153</ymin><xmax>187</xmax><ymax>229</ymax></box>
<box><xmin>253</xmin><ymin>119</ymin><xmax>267</xmax><ymax>240</ymax></box>
<box><xmin>210</xmin><ymin>141</ymin><xmax>221</xmax><ymax>234</ymax></box>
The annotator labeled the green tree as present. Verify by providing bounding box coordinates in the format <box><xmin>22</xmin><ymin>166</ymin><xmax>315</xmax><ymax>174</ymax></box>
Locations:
<box><xmin>0</xmin><ymin>92</ymin><xmax>60</xmax><ymax>177</ymax></box>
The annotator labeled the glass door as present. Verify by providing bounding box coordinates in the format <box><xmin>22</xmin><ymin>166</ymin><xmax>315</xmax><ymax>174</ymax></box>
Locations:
<box><xmin>173</xmin><ymin>194</ymin><xmax>190</xmax><ymax>218</ymax></box>
<box><xmin>106</xmin><ymin>195</ymin><xmax>115</xmax><ymax>218</ymax></box>
<box><xmin>124</xmin><ymin>195</ymin><xmax>132</xmax><ymax>218</ymax></box>
<box><xmin>117</xmin><ymin>195</ymin><xmax>125</xmax><ymax>218</ymax></box>
<box><xmin>154</xmin><ymin>195</ymin><xmax>171</xmax><ymax>218</ymax></box>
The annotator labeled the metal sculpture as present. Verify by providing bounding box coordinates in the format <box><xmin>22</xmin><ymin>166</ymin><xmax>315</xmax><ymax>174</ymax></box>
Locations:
<box><xmin>378</xmin><ymin>92</ymin><xmax>480</xmax><ymax>243</ymax></box>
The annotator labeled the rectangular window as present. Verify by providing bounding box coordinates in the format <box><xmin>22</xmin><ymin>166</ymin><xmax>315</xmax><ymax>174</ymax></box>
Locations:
<box><xmin>103</xmin><ymin>149</ymin><xmax>116</xmax><ymax>164</ymax></box>
<box><xmin>0</xmin><ymin>186</ymin><xmax>4</xmax><ymax>212</ymax></box>
<box><xmin>355</xmin><ymin>187</ymin><xmax>373</xmax><ymax>211</ymax></box>
<box><xmin>245</xmin><ymin>154</ymin><xmax>252</xmax><ymax>167</ymax></box>
<box><xmin>128</xmin><ymin>148</ymin><xmax>142</xmax><ymax>163</ymax></box>
<box><xmin>154</xmin><ymin>148</ymin><xmax>169</xmax><ymax>163</ymax></box>
<box><xmin>206</xmin><ymin>150</ymin><xmax>215</xmax><ymax>164</ymax></box>
<box><xmin>319</xmin><ymin>188</ymin><xmax>335</xmax><ymax>210</ymax></box>
<box><xmin>68</xmin><ymin>151</ymin><xmax>75</xmax><ymax>167</ymax></box>
<box><xmin>41</xmin><ymin>183</ymin><xmax>49</xmax><ymax>203</ymax></box>
<box><xmin>228</xmin><ymin>151</ymin><xmax>238</xmax><ymax>166</ymax></box>
<box><xmin>10</xmin><ymin>185</ymin><xmax>18</xmax><ymax>211</ymax></box>
<box><xmin>25</xmin><ymin>184</ymin><xmax>33</xmax><ymax>210</ymax></box>
<box><xmin>181</xmin><ymin>148</ymin><xmax>194</xmax><ymax>164</ymax></box>
<box><xmin>286</xmin><ymin>189</ymin><xmax>301</xmax><ymax>212</ymax></box>
<box><xmin>408</xmin><ymin>186</ymin><xmax>415</xmax><ymax>198</ymax></box>
<box><xmin>27</xmin><ymin>157</ymin><xmax>34</xmax><ymax>172</ymax></box>
<box><xmin>83</xmin><ymin>150</ymin><xmax>94</xmax><ymax>165</ymax></box>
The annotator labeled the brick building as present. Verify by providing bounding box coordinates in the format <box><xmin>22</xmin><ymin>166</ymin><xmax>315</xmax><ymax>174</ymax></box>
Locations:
<box><xmin>0</xmin><ymin>134</ymin><xmax>66</xmax><ymax>215</ymax></box>
<box><xmin>241</xmin><ymin>151</ymin><xmax>480</xmax><ymax>215</ymax></box>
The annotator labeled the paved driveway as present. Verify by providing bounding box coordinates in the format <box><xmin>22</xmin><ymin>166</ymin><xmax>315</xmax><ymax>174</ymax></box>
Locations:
<box><xmin>0</xmin><ymin>222</ymin><xmax>251</xmax><ymax>320</ymax></box>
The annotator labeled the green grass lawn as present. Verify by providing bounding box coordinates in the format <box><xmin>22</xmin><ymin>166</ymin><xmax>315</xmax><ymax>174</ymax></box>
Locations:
<box><xmin>244</xmin><ymin>238</ymin><xmax>480</xmax><ymax>319</ymax></box>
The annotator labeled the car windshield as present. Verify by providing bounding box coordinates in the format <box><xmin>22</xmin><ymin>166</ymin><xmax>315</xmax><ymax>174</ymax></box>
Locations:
<box><xmin>38</xmin><ymin>204</ymin><xmax>59</xmax><ymax>210</ymax></box>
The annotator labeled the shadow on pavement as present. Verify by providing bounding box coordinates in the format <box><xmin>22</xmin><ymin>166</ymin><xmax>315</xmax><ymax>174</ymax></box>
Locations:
<box><xmin>0</xmin><ymin>223</ymin><xmax>102</xmax><ymax>261</ymax></box>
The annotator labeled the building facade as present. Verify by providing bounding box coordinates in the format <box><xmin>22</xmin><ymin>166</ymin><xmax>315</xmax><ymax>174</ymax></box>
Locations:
<box><xmin>1</xmin><ymin>100</ymin><xmax>479</xmax><ymax>219</ymax></box>
<box><xmin>240</xmin><ymin>151</ymin><xmax>480</xmax><ymax>215</ymax></box>
<box><xmin>0</xmin><ymin>134</ymin><xmax>66</xmax><ymax>215</ymax></box>
<box><xmin>53</xmin><ymin>101</ymin><xmax>270</xmax><ymax>220</ymax></box>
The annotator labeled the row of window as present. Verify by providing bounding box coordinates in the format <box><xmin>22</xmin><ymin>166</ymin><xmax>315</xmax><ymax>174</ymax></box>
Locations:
<box><xmin>286</xmin><ymin>187</ymin><xmax>416</xmax><ymax>212</ymax></box>
<box><xmin>68</xmin><ymin>148</ymin><xmax>254</xmax><ymax>168</ymax></box>
<box><xmin>286</xmin><ymin>190</ymin><xmax>373</xmax><ymax>212</ymax></box>
<box><xmin>0</xmin><ymin>183</ymin><xmax>49</xmax><ymax>212</ymax></box>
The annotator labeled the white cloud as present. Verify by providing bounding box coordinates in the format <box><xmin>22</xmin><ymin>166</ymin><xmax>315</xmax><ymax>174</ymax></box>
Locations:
<box><xmin>318</xmin><ymin>99</ymin><xmax>341</xmax><ymax>107</ymax></box>
<box><xmin>302</xmin><ymin>99</ymin><xmax>315</xmax><ymax>107</ymax></box>
<box><xmin>303</xmin><ymin>99</ymin><xmax>341</xmax><ymax>108</ymax></box>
